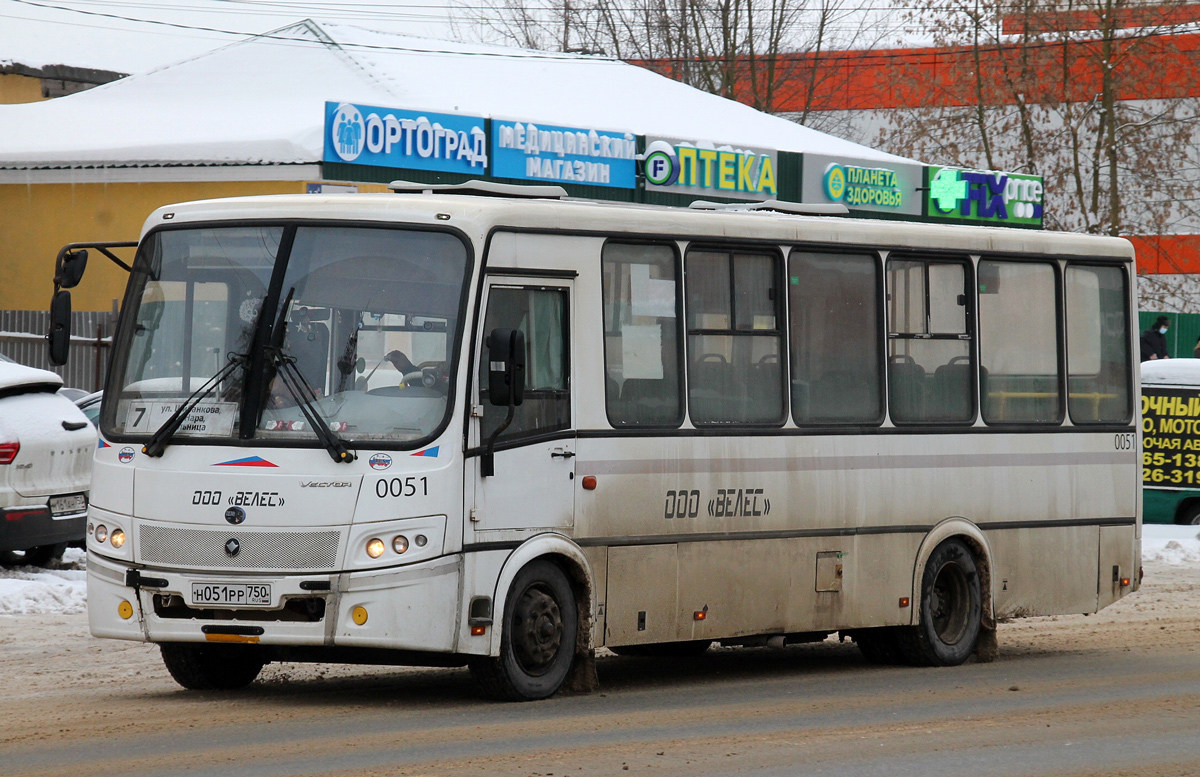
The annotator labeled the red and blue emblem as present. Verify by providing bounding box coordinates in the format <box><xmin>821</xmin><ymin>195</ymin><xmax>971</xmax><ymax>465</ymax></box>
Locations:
<box><xmin>411</xmin><ymin>446</ymin><xmax>439</xmax><ymax>458</ymax></box>
<box><xmin>97</xmin><ymin>439</ymin><xmax>111</xmax><ymax>449</ymax></box>
<box><xmin>212</xmin><ymin>456</ymin><xmax>279</xmax><ymax>468</ymax></box>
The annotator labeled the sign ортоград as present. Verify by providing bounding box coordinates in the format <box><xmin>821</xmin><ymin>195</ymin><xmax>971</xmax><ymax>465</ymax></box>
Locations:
<box><xmin>324</xmin><ymin>101</ymin><xmax>487</xmax><ymax>174</ymax></box>
<box><xmin>491</xmin><ymin>120</ymin><xmax>636</xmax><ymax>188</ymax></box>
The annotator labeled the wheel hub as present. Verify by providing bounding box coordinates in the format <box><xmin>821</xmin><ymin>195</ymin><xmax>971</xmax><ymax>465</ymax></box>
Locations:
<box><xmin>930</xmin><ymin>562</ymin><xmax>970</xmax><ymax>645</ymax></box>
<box><xmin>511</xmin><ymin>584</ymin><xmax>563</xmax><ymax>675</ymax></box>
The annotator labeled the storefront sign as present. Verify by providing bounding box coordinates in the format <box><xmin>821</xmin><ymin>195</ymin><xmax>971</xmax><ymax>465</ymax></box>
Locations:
<box><xmin>323</xmin><ymin>101</ymin><xmax>487</xmax><ymax>174</ymax></box>
<box><xmin>802</xmin><ymin>154</ymin><xmax>922</xmax><ymax>216</ymax></box>
<box><xmin>643</xmin><ymin>138</ymin><xmax>777</xmax><ymax>200</ymax></box>
<box><xmin>926</xmin><ymin>166</ymin><xmax>1044</xmax><ymax>227</ymax></box>
<box><xmin>492</xmin><ymin>120</ymin><xmax>636</xmax><ymax>188</ymax></box>
<box><xmin>1142</xmin><ymin>387</ymin><xmax>1200</xmax><ymax>488</ymax></box>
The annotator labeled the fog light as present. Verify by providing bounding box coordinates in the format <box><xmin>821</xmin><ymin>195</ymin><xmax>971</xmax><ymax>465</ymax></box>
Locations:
<box><xmin>110</xmin><ymin>529</ymin><xmax>125</xmax><ymax>549</ymax></box>
<box><xmin>392</xmin><ymin>535</ymin><xmax>409</xmax><ymax>554</ymax></box>
<box><xmin>351</xmin><ymin>606</ymin><xmax>368</xmax><ymax>625</ymax></box>
<box><xmin>365</xmin><ymin>538</ymin><xmax>385</xmax><ymax>558</ymax></box>
<box><xmin>87</xmin><ymin>522</ymin><xmax>94</xmax><ymax>535</ymax></box>
<box><xmin>117</xmin><ymin>600</ymin><xmax>133</xmax><ymax>620</ymax></box>
<box><xmin>414</xmin><ymin>534</ymin><xmax>427</xmax><ymax>547</ymax></box>
<box><xmin>95</xmin><ymin>524</ymin><xmax>108</xmax><ymax>543</ymax></box>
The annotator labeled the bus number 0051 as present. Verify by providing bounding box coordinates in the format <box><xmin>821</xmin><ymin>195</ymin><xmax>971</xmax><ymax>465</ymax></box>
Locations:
<box><xmin>376</xmin><ymin>476</ymin><xmax>429</xmax><ymax>499</ymax></box>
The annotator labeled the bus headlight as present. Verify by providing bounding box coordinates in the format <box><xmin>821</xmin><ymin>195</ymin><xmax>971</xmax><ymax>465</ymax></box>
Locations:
<box><xmin>392</xmin><ymin>535</ymin><xmax>409</xmax><ymax>554</ymax></box>
<box><xmin>95</xmin><ymin>524</ymin><xmax>108</xmax><ymax>543</ymax></box>
<box><xmin>365</xmin><ymin>538</ymin><xmax>385</xmax><ymax>559</ymax></box>
<box><xmin>110</xmin><ymin>529</ymin><xmax>126</xmax><ymax>549</ymax></box>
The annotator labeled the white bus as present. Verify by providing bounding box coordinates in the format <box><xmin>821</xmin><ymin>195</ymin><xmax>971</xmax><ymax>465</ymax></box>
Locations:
<box><xmin>58</xmin><ymin>183</ymin><xmax>1140</xmax><ymax>700</ymax></box>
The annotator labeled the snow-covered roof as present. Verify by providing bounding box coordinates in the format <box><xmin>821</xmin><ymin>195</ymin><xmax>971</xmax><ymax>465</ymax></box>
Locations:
<box><xmin>0</xmin><ymin>361</ymin><xmax>64</xmax><ymax>392</ymax></box>
<box><xmin>0</xmin><ymin>20</ymin><xmax>911</xmax><ymax>170</ymax></box>
<box><xmin>1141</xmin><ymin>358</ymin><xmax>1200</xmax><ymax>387</ymax></box>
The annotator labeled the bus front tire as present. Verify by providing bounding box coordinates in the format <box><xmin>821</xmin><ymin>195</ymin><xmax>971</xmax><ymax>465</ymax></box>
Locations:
<box><xmin>160</xmin><ymin>643</ymin><xmax>266</xmax><ymax>690</ymax></box>
<box><xmin>897</xmin><ymin>539</ymin><xmax>982</xmax><ymax>667</ymax></box>
<box><xmin>470</xmin><ymin>559</ymin><xmax>578</xmax><ymax>702</ymax></box>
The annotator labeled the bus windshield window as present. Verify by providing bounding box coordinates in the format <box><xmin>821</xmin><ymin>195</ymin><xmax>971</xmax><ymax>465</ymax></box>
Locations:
<box><xmin>789</xmin><ymin>250</ymin><xmax>882</xmax><ymax>424</ymax></box>
<box><xmin>979</xmin><ymin>261</ymin><xmax>1062</xmax><ymax>424</ymax></box>
<box><xmin>886</xmin><ymin>258</ymin><xmax>973</xmax><ymax>423</ymax></box>
<box><xmin>105</xmin><ymin>225</ymin><xmax>469</xmax><ymax>446</ymax></box>
<box><xmin>1066</xmin><ymin>264</ymin><xmax>1131</xmax><ymax>424</ymax></box>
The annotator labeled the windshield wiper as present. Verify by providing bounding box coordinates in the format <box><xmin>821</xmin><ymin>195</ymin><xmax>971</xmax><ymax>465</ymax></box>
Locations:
<box><xmin>264</xmin><ymin>288</ymin><xmax>356</xmax><ymax>464</ymax></box>
<box><xmin>141</xmin><ymin>353</ymin><xmax>247</xmax><ymax>457</ymax></box>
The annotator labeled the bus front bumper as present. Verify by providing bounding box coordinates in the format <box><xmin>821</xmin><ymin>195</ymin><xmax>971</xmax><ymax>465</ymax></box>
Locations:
<box><xmin>87</xmin><ymin>551</ymin><xmax>463</xmax><ymax>653</ymax></box>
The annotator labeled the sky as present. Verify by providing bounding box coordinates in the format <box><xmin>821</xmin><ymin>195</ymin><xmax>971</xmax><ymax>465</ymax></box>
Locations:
<box><xmin>0</xmin><ymin>0</ymin><xmax>463</xmax><ymax>73</ymax></box>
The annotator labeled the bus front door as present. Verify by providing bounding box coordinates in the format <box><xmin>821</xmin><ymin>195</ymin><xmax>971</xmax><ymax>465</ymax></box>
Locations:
<box><xmin>470</xmin><ymin>278</ymin><xmax>575</xmax><ymax>533</ymax></box>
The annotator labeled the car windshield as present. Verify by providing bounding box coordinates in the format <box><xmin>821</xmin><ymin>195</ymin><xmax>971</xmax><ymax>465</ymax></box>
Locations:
<box><xmin>103</xmin><ymin>224</ymin><xmax>470</xmax><ymax>446</ymax></box>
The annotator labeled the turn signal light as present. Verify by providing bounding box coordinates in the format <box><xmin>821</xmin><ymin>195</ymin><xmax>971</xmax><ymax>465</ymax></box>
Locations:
<box><xmin>95</xmin><ymin>524</ymin><xmax>108</xmax><ymax>543</ymax></box>
<box><xmin>899</xmin><ymin>597</ymin><xmax>911</xmax><ymax>608</ymax></box>
<box><xmin>582</xmin><ymin>475</ymin><xmax>597</xmax><ymax>490</ymax></box>
<box><xmin>1120</xmin><ymin>577</ymin><xmax>1131</xmax><ymax>587</ymax></box>
<box><xmin>392</xmin><ymin>535</ymin><xmax>409</xmax><ymax>554</ymax></box>
<box><xmin>110</xmin><ymin>529</ymin><xmax>126</xmax><ymax>549</ymax></box>
<box><xmin>365</xmin><ymin>538</ymin><xmax>385</xmax><ymax>558</ymax></box>
<box><xmin>693</xmin><ymin>609</ymin><xmax>707</xmax><ymax>621</ymax></box>
<box><xmin>471</xmin><ymin>625</ymin><xmax>487</xmax><ymax>636</ymax></box>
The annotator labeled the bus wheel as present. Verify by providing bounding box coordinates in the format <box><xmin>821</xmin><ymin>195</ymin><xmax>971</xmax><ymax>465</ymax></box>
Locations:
<box><xmin>470</xmin><ymin>559</ymin><xmax>578</xmax><ymax>701</ymax></box>
<box><xmin>160</xmin><ymin>643</ymin><xmax>266</xmax><ymax>690</ymax></box>
<box><xmin>850</xmin><ymin>628</ymin><xmax>905</xmax><ymax>664</ymax></box>
<box><xmin>897</xmin><ymin>539</ymin><xmax>982</xmax><ymax>667</ymax></box>
<box><xmin>609</xmin><ymin>641</ymin><xmax>711</xmax><ymax>657</ymax></box>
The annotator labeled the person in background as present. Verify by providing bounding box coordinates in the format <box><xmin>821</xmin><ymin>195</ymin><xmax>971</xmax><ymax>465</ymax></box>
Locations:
<box><xmin>1193</xmin><ymin>335</ymin><xmax>1200</xmax><ymax>359</ymax></box>
<box><xmin>1141</xmin><ymin>315</ymin><xmax>1171</xmax><ymax>362</ymax></box>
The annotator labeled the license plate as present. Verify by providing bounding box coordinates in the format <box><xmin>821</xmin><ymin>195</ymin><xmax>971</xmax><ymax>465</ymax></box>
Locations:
<box><xmin>191</xmin><ymin>583</ymin><xmax>272</xmax><ymax>608</ymax></box>
<box><xmin>49</xmin><ymin>494</ymin><xmax>87</xmax><ymax>515</ymax></box>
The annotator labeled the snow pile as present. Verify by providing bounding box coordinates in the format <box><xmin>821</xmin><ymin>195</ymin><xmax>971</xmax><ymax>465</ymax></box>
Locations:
<box><xmin>0</xmin><ymin>548</ymin><xmax>87</xmax><ymax>615</ymax></box>
<box><xmin>1142</xmin><ymin>524</ymin><xmax>1200</xmax><ymax>566</ymax></box>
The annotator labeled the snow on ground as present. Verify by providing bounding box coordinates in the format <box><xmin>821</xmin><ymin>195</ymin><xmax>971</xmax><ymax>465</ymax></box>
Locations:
<box><xmin>1142</xmin><ymin>523</ymin><xmax>1200</xmax><ymax>565</ymax></box>
<box><xmin>0</xmin><ymin>529</ymin><xmax>1196</xmax><ymax>618</ymax></box>
<box><xmin>0</xmin><ymin>548</ymin><xmax>87</xmax><ymax>616</ymax></box>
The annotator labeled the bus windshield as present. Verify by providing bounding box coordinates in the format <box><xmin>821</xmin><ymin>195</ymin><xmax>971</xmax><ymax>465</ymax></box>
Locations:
<box><xmin>103</xmin><ymin>224</ymin><xmax>470</xmax><ymax>447</ymax></box>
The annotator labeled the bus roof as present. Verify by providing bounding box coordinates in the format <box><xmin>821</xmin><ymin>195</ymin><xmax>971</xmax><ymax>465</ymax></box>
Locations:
<box><xmin>142</xmin><ymin>190</ymin><xmax>1136</xmax><ymax>262</ymax></box>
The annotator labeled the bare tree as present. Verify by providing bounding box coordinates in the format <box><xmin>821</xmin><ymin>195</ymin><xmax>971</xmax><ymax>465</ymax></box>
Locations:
<box><xmin>874</xmin><ymin>0</ymin><xmax>1200</xmax><ymax>309</ymax></box>
<box><xmin>455</xmin><ymin>0</ymin><xmax>895</xmax><ymax>115</ymax></box>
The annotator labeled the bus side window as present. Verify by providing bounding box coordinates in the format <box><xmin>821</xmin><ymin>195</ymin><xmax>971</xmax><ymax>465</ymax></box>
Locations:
<box><xmin>886</xmin><ymin>258</ymin><xmax>974</xmax><ymax>424</ymax></box>
<box><xmin>789</xmin><ymin>250</ymin><xmax>882</xmax><ymax>424</ymax></box>
<box><xmin>601</xmin><ymin>243</ymin><xmax>682</xmax><ymax>427</ymax></box>
<box><xmin>685</xmin><ymin>249</ymin><xmax>785</xmax><ymax>425</ymax></box>
<box><xmin>979</xmin><ymin>261</ymin><xmax>1062</xmax><ymax>424</ymax></box>
<box><xmin>479</xmin><ymin>286</ymin><xmax>571</xmax><ymax>441</ymax></box>
<box><xmin>1065</xmin><ymin>264</ymin><xmax>1131</xmax><ymax>424</ymax></box>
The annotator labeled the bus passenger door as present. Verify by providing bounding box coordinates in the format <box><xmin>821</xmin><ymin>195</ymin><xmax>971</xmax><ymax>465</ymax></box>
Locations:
<box><xmin>470</xmin><ymin>278</ymin><xmax>575</xmax><ymax>533</ymax></box>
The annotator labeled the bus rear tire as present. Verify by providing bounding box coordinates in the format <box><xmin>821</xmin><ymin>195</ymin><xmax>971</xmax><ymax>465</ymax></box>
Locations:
<box><xmin>897</xmin><ymin>539</ymin><xmax>982</xmax><ymax>667</ymax></box>
<box><xmin>609</xmin><ymin>640</ymin><xmax>711</xmax><ymax>657</ymax></box>
<box><xmin>160</xmin><ymin>643</ymin><xmax>266</xmax><ymax>690</ymax></box>
<box><xmin>470</xmin><ymin>559</ymin><xmax>578</xmax><ymax>702</ymax></box>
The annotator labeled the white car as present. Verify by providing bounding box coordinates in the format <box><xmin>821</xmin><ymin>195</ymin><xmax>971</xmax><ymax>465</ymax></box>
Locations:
<box><xmin>0</xmin><ymin>355</ymin><xmax>96</xmax><ymax>566</ymax></box>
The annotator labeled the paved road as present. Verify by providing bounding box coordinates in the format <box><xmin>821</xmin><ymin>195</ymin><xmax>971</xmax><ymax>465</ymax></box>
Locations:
<box><xmin>3</xmin><ymin>563</ymin><xmax>1198</xmax><ymax>777</ymax></box>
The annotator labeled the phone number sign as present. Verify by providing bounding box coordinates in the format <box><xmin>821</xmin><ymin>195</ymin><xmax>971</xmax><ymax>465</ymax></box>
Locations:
<box><xmin>1141</xmin><ymin>387</ymin><xmax>1200</xmax><ymax>488</ymax></box>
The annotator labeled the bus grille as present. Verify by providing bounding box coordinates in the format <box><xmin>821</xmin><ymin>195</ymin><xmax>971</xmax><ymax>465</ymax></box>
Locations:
<box><xmin>138</xmin><ymin>525</ymin><xmax>340</xmax><ymax>570</ymax></box>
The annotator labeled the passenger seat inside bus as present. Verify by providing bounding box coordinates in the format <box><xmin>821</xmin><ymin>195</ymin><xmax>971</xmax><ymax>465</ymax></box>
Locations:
<box><xmin>887</xmin><ymin>355</ymin><xmax>926</xmax><ymax>421</ymax></box>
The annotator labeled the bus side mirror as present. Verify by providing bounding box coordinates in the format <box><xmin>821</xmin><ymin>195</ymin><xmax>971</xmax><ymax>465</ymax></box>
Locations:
<box><xmin>486</xmin><ymin>328</ymin><xmax>525</xmax><ymax>407</ymax></box>
<box><xmin>56</xmin><ymin>249</ymin><xmax>88</xmax><ymax>289</ymax></box>
<box><xmin>48</xmin><ymin>289</ymin><xmax>72</xmax><ymax>366</ymax></box>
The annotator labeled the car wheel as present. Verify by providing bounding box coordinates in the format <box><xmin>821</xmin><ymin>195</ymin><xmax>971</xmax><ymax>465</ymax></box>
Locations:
<box><xmin>0</xmin><ymin>549</ymin><xmax>30</xmax><ymax>568</ymax></box>
<box><xmin>1178</xmin><ymin>502</ymin><xmax>1200</xmax><ymax>525</ymax></box>
<box><xmin>896</xmin><ymin>539</ymin><xmax>982</xmax><ymax>667</ymax></box>
<box><xmin>20</xmin><ymin>543</ymin><xmax>68</xmax><ymax>567</ymax></box>
<box><xmin>160</xmin><ymin>643</ymin><xmax>266</xmax><ymax>690</ymax></box>
<box><xmin>470</xmin><ymin>559</ymin><xmax>578</xmax><ymax>701</ymax></box>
